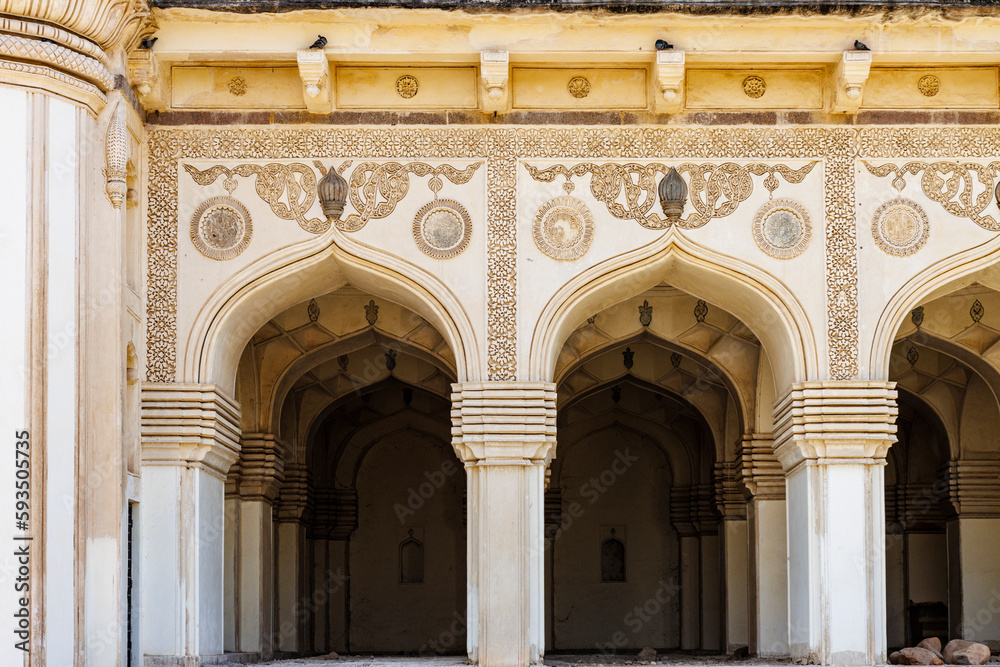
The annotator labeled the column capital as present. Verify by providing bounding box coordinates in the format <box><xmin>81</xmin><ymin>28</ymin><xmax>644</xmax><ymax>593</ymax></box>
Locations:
<box><xmin>141</xmin><ymin>383</ymin><xmax>241</xmax><ymax>479</ymax></box>
<box><xmin>949</xmin><ymin>458</ymin><xmax>1000</xmax><ymax>518</ymax></box>
<box><xmin>235</xmin><ymin>432</ymin><xmax>286</xmax><ymax>501</ymax></box>
<box><xmin>450</xmin><ymin>381</ymin><xmax>557</xmax><ymax>466</ymax></box>
<box><xmin>736</xmin><ymin>434</ymin><xmax>785</xmax><ymax>500</ymax></box>
<box><xmin>276</xmin><ymin>462</ymin><xmax>312</xmax><ymax>522</ymax></box>
<box><xmin>773</xmin><ymin>381</ymin><xmax>897</xmax><ymax>473</ymax></box>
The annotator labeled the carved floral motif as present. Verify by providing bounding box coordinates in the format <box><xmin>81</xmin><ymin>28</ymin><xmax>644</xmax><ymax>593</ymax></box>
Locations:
<box><xmin>147</xmin><ymin>125</ymin><xmax>1000</xmax><ymax>384</ymax></box>
<box><xmin>524</xmin><ymin>161</ymin><xmax>816</xmax><ymax>230</ymax></box>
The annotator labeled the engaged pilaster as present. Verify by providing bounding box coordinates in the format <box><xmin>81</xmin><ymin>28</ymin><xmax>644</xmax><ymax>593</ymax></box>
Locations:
<box><xmin>737</xmin><ymin>436</ymin><xmax>788</xmax><ymax>658</ymax></box>
<box><xmin>451</xmin><ymin>382</ymin><xmax>556</xmax><ymax>667</ymax></box>
<box><xmin>946</xmin><ymin>459</ymin><xmax>1000</xmax><ymax>648</ymax></box>
<box><xmin>774</xmin><ymin>381</ymin><xmax>897</xmax><ymax>666</ymax></box>
<box><xmin>141</xmin><ymin>383</ymin><xmax>242</xmax><ymax>663</ymax></box>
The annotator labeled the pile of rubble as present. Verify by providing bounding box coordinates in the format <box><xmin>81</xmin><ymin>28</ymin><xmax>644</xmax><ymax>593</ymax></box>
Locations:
<box><xmin>890</xmin><ymin>638</ymin><xmax>993</xmax><ymax>665</ymax></box>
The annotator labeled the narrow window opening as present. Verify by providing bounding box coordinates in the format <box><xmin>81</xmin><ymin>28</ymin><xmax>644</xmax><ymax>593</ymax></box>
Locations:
<box><xmin>399</xmin><ymin>529</ymin><xmax>424</xmax><ymax>584</ymax></box>
<box><xmin>601</xmin><ymin>530</ymin><xmax>626</xmax><ymax>583</ymax></box>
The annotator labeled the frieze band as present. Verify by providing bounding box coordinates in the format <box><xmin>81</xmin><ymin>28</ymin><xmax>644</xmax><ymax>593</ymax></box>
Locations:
<box><xmin>147</xmin><ymin>125</ymin><xmax>1000</xmax><ymax>385</ymax></box>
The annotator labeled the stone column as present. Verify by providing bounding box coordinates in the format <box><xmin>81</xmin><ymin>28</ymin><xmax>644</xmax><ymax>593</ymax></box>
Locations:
<box><xmin>275</xmin><ymin>463</ymin><xmax>312</xmax><ymax>652</ymax></box>
<box><xmin>695</xmin><ymin>488</ymin><xmax>723</xmax><ymax>653</ymax></box>
<box><xmin>234</xmin><ymin>434</ymin><xmax>285</xmax><ymax>655</ymax></box>
<box><xmin>774</xmin><ymin>382</ymin><xmax>896</xmax><ymax>666</ymax></box>
<box><xmin>738</xmin><ymin>436</ymin><xmax>788</xmax><ymax>658</ymax></box>
<box><xmin>141</xmin><ymin>384</ymin><xmax>241</xmax><ymax>664</ymax></box>
<box><xmin>671</xmin><ymin>487</ymin><xmax>701</xmax><ymax>651</ymax></box>
<box><xmin>946</xmin><ymin>459</ymin><xmax>1000</xmax><ymax>650</ymax></box>
<box><xmin>715</xmin><ymin>463</ymin><xmax>749</xmax><ymax>652</ymax></box>
<box><xmin>451</xmin><ymin>382</ymin><xmax>556</xmax><ymax>667</ymax></box>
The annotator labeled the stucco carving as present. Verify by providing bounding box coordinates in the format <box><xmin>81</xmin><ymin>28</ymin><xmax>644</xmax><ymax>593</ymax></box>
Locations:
<box><xmin>412</xmin><ymin>198</ymin><xmax>472</xmax><ymax>259</ymax></box>
<box><xmin>104</xmin><ymin>103</ymin><xmax>128</xmax><ymax>210</ymax></box>
<box><xmin>532</xmin><ymin>196</ymin><xmax>594</xmax><ymax>261</ymax></box>
<box><xmin>863</xmin><ymin>160</ymin><xmax>1000</xmax><ymax>231</ymax></box>
<box><xmin>871</xmin><ymin>197</ymin><xmax>929</xmax><ymax>257</ymax></box>
<box><xmin>147</xmin><ymin>126</ymin><xmax>1000</xmax><ymax>383</ymax></box>
<box><xmin>524</xmin><ymin>161</ymin><xmax>815</xmax><ymax>230</ymax></box>
<box><xmin>0</xmin><ymin>33</ymin><xmax>114</xmax><ymax>91</ymax></box>
<box><xmin>190</xmin><ymin>197</ymin><xmax>253</xmax><ymax>261</ymax></box>
<box><xmin>752</xmin><ymin>199</ymin><xmax>811</xmax><ymax>259</ymax></box>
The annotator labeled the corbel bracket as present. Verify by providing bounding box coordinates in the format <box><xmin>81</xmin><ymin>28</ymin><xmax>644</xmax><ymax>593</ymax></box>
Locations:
<box><xmin>481</xmin><ymin>50</ymin><xmax>509</xmax><ymax>113</ymax></box>
<box><xmin>832</xmin><ymin>50</ymin><xmax>871</xmax><ymax>114</ymax></box>
<box><xmin>127</xmin><ymin>50</ymin><xmax>165</xmax><ymax>111</ymax></box>
<box><xmin>297</xmin><ymin>49</ymin><xmax>332</xmax><ymax>114</ymax></box>
<box><xmin>654</xmin><ymin>50</ymin><xmax>685</xmax><ymax>114</ymax></box>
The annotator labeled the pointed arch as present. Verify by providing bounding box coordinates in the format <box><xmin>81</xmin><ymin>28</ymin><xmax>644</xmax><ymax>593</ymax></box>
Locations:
<box><xmin>183</xmin><ymin>230</ymin><xmax>481</xmax><ymax>395</ymax></box>
<box><xmin>529</xmin><ymin>232</ymin><xmax>815</xmax><ymax>391</ymax></box>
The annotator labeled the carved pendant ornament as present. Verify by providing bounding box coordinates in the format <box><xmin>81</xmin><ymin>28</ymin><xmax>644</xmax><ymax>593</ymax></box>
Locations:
<box><xmin>524</xmin><ymin>161</ymin><xmax>816</xmax><ymax>230</ymax></box>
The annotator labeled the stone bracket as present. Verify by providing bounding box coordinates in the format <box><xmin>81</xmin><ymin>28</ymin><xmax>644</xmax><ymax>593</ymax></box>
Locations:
<box><xmin>126</xmin><ymin>49</ymin><xmax>165</xmax><ymax>111</ymax></box>
<box><xmin>948</xmin><ymin>459</ymin><xmax>1000</xmax><ymax>517</ymax></box>
<box><xmin>296</xmin><ymin>49</ymin><xmax>332</xmax><ymax>114</ymax></box>
<box><xmin>832</xmin><ymin>50</ymin><xmax>871</xmax><ymax>114</ymax></box>
<box><xmin>480</xmin><ymin>50</ymin><xmax>509</xmax><ymax>113</ymax></box>
<box><xmin>654</xmin><ymin>50</ymin><xmax>685</xmax><ymax>114</ymax></box>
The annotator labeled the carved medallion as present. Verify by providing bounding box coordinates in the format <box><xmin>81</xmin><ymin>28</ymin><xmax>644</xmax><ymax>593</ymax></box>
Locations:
<box><xmin>918</xmin><ymin>75</ymin><xmax>940</xmax><ymax>97</ymax></box>
<box><xmin>228</xmin><ymin>77</ymin><xmax>247</xmax><ymax>96</ymax></box>
<box><xmin>191</xmin><ymin>197</ymin><xmax>252</xmax><ymax>260</ymax></box>
<box><xmin>743</xmin><ymin>75</ymin><xmax>766</xmax><ymax>99</ymax></box>
<box><xmin>753</xmin><ymin>199</ymin><xmax>811</xmax><ymax>259</ymax></box>
<box><xmin>568</xmin><ymin>76</ymin><xmax>591</xmax><ymax>99</ymax></box>
<box><xmin>532</xmin><ymin>196</ymin><xmax>594</xmax><ymax>260</ymax></box>
<box><xmin>396</xmin><ymin>75</ymin><xmax>418</xmax><ymax>99</ymax></box>
<box><xmin>871</xmin><ymin>198</ymin><xmax>929</xmax><ymax>257</ymax></box>
<box><xmin>413</xmin><ymin>199</ymin><xmax>472</xmax><ymax>259</ymax></box>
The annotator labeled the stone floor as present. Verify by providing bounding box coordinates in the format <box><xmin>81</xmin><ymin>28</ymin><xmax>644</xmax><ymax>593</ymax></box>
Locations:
<box><xmin>243</xmin><ymin>654</ymin><xmax>1000</xmax><ymax>667</ymax></box>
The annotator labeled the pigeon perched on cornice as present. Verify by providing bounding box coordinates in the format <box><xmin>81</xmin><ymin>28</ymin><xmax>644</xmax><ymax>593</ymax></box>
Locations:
<box><xmin>854</xmin><ymin>40</ymin><xmax>870</xmax><ymax>51</ymax></box>
<box><xmin>309</xmin><ymin>35</ymin><xmax>328</xmax><ymax>50</ymax></box>
<box><xmin>655</xmin><ymin>39</ymin><xmax>673</xmax><ymax>51</ymax></box>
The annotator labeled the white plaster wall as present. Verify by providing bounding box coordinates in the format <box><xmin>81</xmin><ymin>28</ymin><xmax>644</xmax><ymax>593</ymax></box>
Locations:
<box><xmin>0</xmin><ymin>85</ymin><xmax>28</xmax><ymax>667</ymax></box>
<box><xmin>141</xmin><ymin>466</ymin><xmax>182</xmax><ymax>654</ymax></box>
<box><xmin>349</xmin><ymin>433</ymin><xmax>466</xmax><ymax>652</ymax></box>
<box><xmin>750</xmin><ymin>498</ymin><xmax>787</xmax><ymax>656</ymax></box>
<box><xmin>552</xmin><ymin>430</ymin><xmax>678</xmax><ymax>650</ymax></box>
<box><xmin>46</xmin><ymin>95</ymin><xmax>79</xmax><ymax>667</ymax></box>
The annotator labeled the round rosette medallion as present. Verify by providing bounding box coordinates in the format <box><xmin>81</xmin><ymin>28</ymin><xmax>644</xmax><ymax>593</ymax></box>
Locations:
<box><xmin>191</xmin><ymin>197</ymin><xmax>253</xmax><ymax>260</ymax></box>
<box><xmin>871</xmin><ymin>198</ymin><xmax>929</xmax><ymax>257</ymax></box>
<box><xmin>752</xmin><ymin>199</ymin><xmax>811</xmax><ymax>259</ymax></box>
<box><xmin>533</xmin><ymin>196</ymin><xmax>594</xmax><ymax>261</ymax></box>
<box><xmin>412</xmin><ymin>199</ymin><xmax>472</xmax><ymax>259</ymax></box>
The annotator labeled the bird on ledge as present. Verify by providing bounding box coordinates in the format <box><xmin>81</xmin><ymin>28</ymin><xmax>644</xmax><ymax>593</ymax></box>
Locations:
<box><xmin>310</xmin><ymin>35</ymin><xmax>328</xmax><ymax>49</ymax></box>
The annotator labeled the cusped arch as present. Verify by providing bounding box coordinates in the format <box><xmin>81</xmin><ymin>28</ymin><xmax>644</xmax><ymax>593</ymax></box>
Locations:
<box><xmin>530</xmin><ymin>232</ymin><xmax>815</xmax><ymax>391</ymax></box>
<box><xmin>869</xmin><ymin>234</ymin><xmax>1000</xmax><ymax>380</ymax></box>
<box><xmin>183</xmin><ymin>230</ymin><xmax>481</xmax><ymax>395</ymax></box>
<box><xmin>557</xmin><ymin>329</ymin><xmax>750</xmax><ymax>438</ymax></box>
<box><xmin>554</xmin><ymin>413</ymin><xmax>695</xmax><ymax>487</ymax></box>
<box><xmin>304</xmin><ymin>379</ymin><xmax>453</xmax><ymax>476</ymax></box>
<box><xmin>267</xmin><ymin>329</ymin><xmax>456</xmax><ymax>438</ymax></box>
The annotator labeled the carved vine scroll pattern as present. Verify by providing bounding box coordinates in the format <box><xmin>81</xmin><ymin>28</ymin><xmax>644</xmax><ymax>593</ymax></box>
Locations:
<box><xmin>342</xmin><ymin>162</ymin><xmax>483</xmax><ymax>232</ymax></box>
<box><xmin>861</xmin><ymin>161</ymin><xmax>1000</xmax><ymax>232</ymax></box>
<box><xmin>524</xmin><ymin>162</ymin><xmax>817</xmax><ymax>230</ymax></box>
<box><xmin>182</xmin><ymin>161</ymin><xmax>483</xmax><ymax>234</ymax></box>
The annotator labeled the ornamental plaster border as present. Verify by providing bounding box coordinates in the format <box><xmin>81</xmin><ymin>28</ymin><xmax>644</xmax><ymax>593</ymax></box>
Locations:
<box><xmin>147</xmin><ymin>125</ymin><xmax>1000</xmax><ymax>386</ymax></box>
